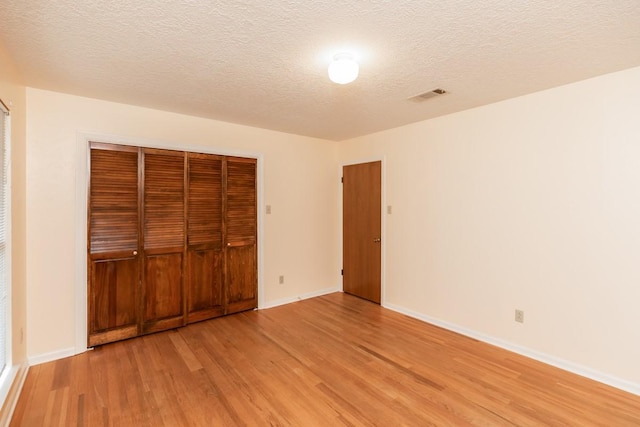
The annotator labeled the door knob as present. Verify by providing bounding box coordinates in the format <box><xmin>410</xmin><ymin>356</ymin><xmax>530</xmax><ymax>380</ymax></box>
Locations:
<box><xmin>373</xmin><ymin>238</ymin><xmax>381</xmax><ymax>243</ymax></box>
<box><xmin>133</xmin><ymin>250</ymin><xmax>138</xmax><ymax>255</ymax></box>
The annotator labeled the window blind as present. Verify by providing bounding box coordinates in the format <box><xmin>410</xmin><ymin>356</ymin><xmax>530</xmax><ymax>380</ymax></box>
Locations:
<box><xmin>0</xmin><ymin>101</ymin><xmax>8</xmax><ymax>374</ymax></box>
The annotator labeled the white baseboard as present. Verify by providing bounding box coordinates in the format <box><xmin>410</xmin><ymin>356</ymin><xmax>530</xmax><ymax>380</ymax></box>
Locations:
<box><xmin>0</xmin><ymin>362</ymin><xmax>28</xmax><ymax>427</ymax></box>
<box><xmin>28</xmin><ymin>347</ymin><xmax>77</xmax><ymax>366</ymax></box>
<box><xmin>261</xmin><ymin>286</ymin><xmax>340</xmax><ymax>310</ymax></box>
<box><xmin>384</xmin><ymin>302</ymin><xmax>640</xmax><ymax>397</ymax></box>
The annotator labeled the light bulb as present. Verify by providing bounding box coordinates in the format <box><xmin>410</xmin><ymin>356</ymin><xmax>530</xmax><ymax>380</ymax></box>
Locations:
<box><xmin>328</xmin><ymin>53</ymin><xmax>359</xmax><ymax>84</ymax></box>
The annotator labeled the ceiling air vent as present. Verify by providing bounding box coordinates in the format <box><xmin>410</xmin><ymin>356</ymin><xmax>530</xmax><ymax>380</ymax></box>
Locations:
<box><xmin>409</xmin><ymin>88</ymin><xmax>447</xmax><ymax>102</ymax></box>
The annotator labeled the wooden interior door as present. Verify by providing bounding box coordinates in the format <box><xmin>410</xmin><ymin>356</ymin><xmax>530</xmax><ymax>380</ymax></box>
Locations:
<box><xmin>141</xmin><ymin>148</ymin><xmax>186</xmax><ymax>333</ymax></box>
<box><xmin>343</xmin><ymin>161</ymin><xmax>382</xmax><ymax>303</ymax></box>
<box><xmin>186</xmin><ymin>153</ymin><xmax>225</xmax><ymax>322</ymax></box>
<box><xmin>88</xmin><ymin>143</ymin><xmax>140</xmax><ymax>346</ymax></box>
<box><xmin>225</xmin><ymin>157</ymin><xmax>257</xmax><ymax>314</ymax></box>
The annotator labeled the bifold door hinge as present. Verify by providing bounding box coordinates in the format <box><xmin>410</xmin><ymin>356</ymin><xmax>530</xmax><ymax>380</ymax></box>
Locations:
<box><xmin>341</xmin><ymin>177</ymin><xmax>343</xmax><ymax>183</ymax></box>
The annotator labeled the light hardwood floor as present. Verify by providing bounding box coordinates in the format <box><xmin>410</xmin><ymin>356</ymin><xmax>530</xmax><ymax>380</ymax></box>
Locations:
<box><xmin>11</xmin><ymin>293</ymin><xmax>640</xmax><ymax>426</ymax></box>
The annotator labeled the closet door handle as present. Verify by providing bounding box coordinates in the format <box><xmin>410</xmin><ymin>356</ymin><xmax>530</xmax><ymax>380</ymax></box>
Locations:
<box><xmin>226</xmin><ymin>240</ymin><xmax>252</xmax><ymax>248</ymax></box>
<box><xmin>133</xmin><ymin>250</ymin><xmax>138</xmax><ymax>255</ymax></box>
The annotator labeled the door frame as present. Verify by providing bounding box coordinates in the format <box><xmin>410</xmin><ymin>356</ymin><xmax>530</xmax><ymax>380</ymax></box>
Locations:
<box><xmin>75</xmin><ymin>132</ymin><xmax>264</xmax><ymax>354</ymax></box>
<box><xmin>340</xmin><ymin>157</ymin><xmax>386</xmax><ymax>306</ymax></box>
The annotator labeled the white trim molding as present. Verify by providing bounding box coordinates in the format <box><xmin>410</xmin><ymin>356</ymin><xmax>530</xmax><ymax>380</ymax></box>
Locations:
<box><xmin>261</xmin><ymin>286</ymin><xmax>340</xmax><ymax>310</ymax></box>
<box><xmin>384</xmin><ymin>302</ymin><xmax>640</xmax><ymax>397</ymax></box>
<box><xmin>0</xmin><ymin>362</ymin><xmax>28</xmax><ymax>425</ymax></box>
<box><xmin>28</xmin><ymin>347</ymin><xmax>77</xmax><ymax>367</ymax></box>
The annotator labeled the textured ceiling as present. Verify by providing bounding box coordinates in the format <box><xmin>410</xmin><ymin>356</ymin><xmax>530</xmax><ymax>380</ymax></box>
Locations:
<box><xmin>1</xmin><ymin>1</ymin><xmax>639</xmax><ymax>141</ymax></box>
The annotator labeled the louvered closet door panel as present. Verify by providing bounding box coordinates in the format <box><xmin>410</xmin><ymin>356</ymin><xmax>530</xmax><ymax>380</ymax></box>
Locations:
<box><xmin>142</xmin><ymin>149</ymin><xmax>186</xmax><ymax>333</ymax></box>
<box><xmin>88</xmin><ymin>143</ymin><xmax>140</xmax><ymax>346</ymax></box>
<box><xmin>226</xmin><ymin>158</ymin><xmax>257</xmax><ymax>245</ymax></box>
<box><xmin>188</xmin><ymin>154</ymin><xmax>223</xmax><ymax>247</ymax></box>
<box><xmin>144</xmin><ymin>150</ymin><xmax>186</xmax><ymax>250</ymax></box>
<box><xmin>186</xmin><ymin>153</ymin><xmax>224</xmax><ymax>322</ymax></box>
<box><xmin>225</xmin><ymin>157</ymin><xmax>257</xmax><ymax>314</ymax></box>
<box><xmin>89</xmin><ymin>145</ymin><xmax>139</xmax><ymax>254</ymax></box>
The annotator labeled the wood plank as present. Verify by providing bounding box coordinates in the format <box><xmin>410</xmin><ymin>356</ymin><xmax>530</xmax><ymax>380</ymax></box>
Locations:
<box><xmin>10</xmin><ymin>293</ymin><xmax>640</xmax><ymax>426</ymax></box>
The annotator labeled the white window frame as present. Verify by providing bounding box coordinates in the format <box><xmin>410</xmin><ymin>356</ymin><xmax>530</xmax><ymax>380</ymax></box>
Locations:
<box><xmin>0</xmin><ymin>98</ymin><xmax>13</xmax><ymax>406</ymax></box>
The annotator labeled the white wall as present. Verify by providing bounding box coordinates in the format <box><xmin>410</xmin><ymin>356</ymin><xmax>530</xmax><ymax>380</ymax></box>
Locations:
<box><xmin>25</xmin><ymin>89</ymin><xmax>341</xmax><ymax>359</ymax></box>
<box><xmin>340</xmin><ymin>66</ymin><xmax>640</xmax><ymax>391</ymax></box>
<box><xmin>24</xmin><ymin>66</ymin><xmax>640</xmax><ymax>393</ymax></box>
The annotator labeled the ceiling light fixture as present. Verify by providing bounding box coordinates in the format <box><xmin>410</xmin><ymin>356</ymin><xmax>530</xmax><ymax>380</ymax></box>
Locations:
<box><xmin>328</xmin><ymin>53</ymin><xmax>359</xmax><ymax>84</ymax></box>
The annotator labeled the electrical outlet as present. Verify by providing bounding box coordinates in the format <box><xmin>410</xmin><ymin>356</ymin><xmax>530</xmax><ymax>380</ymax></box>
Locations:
<box><xmin>279</xmin><ymin>275</ymin><xmax>284</xmax><ymax>285</ymax></box>
<box><xmin>515</xmin><ymin>309</ymin><xmax>524</xmax><ymax>323</ymax></box>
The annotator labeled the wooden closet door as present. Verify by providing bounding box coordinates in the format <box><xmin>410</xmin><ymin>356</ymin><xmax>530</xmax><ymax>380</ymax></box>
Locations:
<box><xmin>186</xmin><ymin>153</ymin><xmax>224</xmax><ymax>323</ymax></box>
<box><xmin>225</xmin><ymin>157</ymin><xmax>257</xmax><ymax>314</ymax></box>
<box><xmin>88</xmin><ymin>143</ymin><xmax>140</xmax><ymax>347</ymax></box>
<box><xmin>142</xmin><ymin>148</ymin><xmax>186</xmax><ymax>333</ymax></box>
